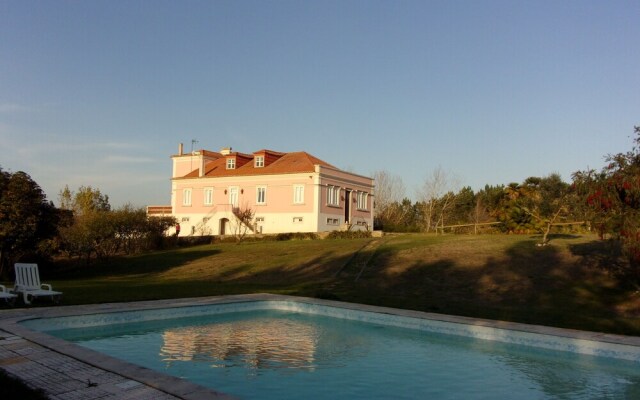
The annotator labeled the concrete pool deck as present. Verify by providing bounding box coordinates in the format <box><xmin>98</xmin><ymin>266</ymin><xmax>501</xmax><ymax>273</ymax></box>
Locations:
<box><xmin>1</xmin><ymin>293</ymin><xmax>640</xmax><ymax>399</ymax></box>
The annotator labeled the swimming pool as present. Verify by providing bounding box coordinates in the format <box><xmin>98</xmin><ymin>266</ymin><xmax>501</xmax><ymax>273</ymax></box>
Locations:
<box><xmin>18</xmin><ymin>295</ymin><xmax>640</xmax><ymax>399</ymax></box>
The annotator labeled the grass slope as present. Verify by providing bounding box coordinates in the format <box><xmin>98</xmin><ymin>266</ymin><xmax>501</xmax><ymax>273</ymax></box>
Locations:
<box><xmin>4</xmin><ymin>234</ymin><xmax>639</xmax><ymax>335</ymax></box>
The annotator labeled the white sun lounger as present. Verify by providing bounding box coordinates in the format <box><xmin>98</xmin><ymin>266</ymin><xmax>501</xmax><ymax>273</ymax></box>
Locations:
<box><xmin>0</xmin><ymin>284</ymin><xmax>17</xmax><ymax>305</ymax></box>
<box><xmin>13</xmin><ymin>263</ymin><xmax>63</xmax><ymax>305</ymax></box>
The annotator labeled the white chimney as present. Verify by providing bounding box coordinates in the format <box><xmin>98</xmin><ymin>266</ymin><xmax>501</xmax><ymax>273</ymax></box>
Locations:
<box><xmin>199</xmin><ymin>154</ymin><xmax>206</xmax><ymax>177</ymax></box>
<box><xmin>220</xmin><ymin>147</ymin><xmax>232</xmax><ymax>155</ymax></box>
<box><xmin>178</xmin><ymin>143</ymin><xmax>184</xmax><ymax>155</ymax></box>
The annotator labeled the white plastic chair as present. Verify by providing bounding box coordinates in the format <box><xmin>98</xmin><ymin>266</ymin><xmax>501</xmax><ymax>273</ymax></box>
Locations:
<box><xmin>13</xmin><ymin>263</ymin><xmax>63</xmax><ymax>305</ymax></box>
<box><xmin>0</xmin><ymin>284</ymin><xmax>17</xmax><ymax>306</ymax></box>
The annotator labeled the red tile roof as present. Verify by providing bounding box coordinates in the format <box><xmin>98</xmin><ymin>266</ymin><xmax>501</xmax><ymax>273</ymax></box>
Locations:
<box><xmin>181</xmin><ymin>150</ymin><xmax>336</xmax><ymax>178</ymax></box>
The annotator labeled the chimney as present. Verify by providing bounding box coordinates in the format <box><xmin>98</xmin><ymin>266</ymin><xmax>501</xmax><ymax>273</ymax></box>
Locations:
<box><xmin>199</xmin><ymin>155</ymin><xmax>205</xmax><ymax>177</ymax></box>
<box><xmin>220</xmin><ymin>147</ymin><xmax>232</xmax><ymax>156</ymax></box>
<box><xmin>178</xmin><ymin>143</ymin><xmax>184</xmax><ymax>155</ymax></box>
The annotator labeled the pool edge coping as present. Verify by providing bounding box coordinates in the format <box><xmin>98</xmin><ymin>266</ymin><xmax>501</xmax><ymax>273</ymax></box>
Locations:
<box><xmin>1</xmin><ymin>293</ymin><xmax>640</xmax><ymax>399</ymax></box>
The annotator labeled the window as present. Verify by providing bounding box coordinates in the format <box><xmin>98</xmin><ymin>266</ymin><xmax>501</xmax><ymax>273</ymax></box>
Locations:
<box><xmin>293</xmin><ymin>217</ymin><xmax>303</xmax><ymax>223</ymax></box>
<box><xmin>293</xmin><ymin>184</ymin><xmax>304</xmax><ymax>204</ymax></box>
<box><xmin>256</xmin><ymin>186</ymin><xmax>266</xmax><ymax>205</ymax></box>
<box><xmin>326</xmin><ymin>218</ymin><xmax>340</xmax><ymax>225</ymax></box>
<box><xmin>229</xmin><ymin>186</ymin><xmax>239</xmax><ymax>206</ymax></box>
<box><xmin>183</xmin><ymin>188</ymin><xmax>192</xmax><ymax>206</ymax></box>
<box><xmin>181</xmin><ymin>217</ymin><xmax>190</xmax><ymax>222</ymax></box>
<box><xmin>204</xmin><ymin>187</ymin><xmax>213</xmax><ymax>206</ymax></box>
<box><xmin>226</xmin><ymin>158</ymin><xmax>236</xmax><ymax>169</ymax></box>
<box><xmin>255</xmin><ymin>217</ymin><xmax>265</xmax><ymax>222</ymax></box>
<box><xmin>357</xmin><ymin>191</ymin><xmax>368</xmax><ymax>210</ymax></box>
<box><xmin>255</xmin><ymin>156</ymin><xmax>264</xmax><ymax>168</ymax></box>
<box><xmin>327</xmin><ymin>185</ymin><xmax>340</xmax><ymax>206</ymax></box>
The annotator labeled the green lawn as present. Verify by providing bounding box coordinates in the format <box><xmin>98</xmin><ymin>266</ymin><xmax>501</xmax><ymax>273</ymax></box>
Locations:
<box><xmin>4</xmin><ymin>233</ymin><xmax>640</xmax><ymax>336</ymax></box>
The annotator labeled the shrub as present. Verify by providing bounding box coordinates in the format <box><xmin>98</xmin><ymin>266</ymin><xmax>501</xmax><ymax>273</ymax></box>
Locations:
<box><xmin>274</xmin><ymin>232</ymin><xmax>319</xmax><ymax>241</ymax></box>
<box><xmin>326</xmin><ymin>230</ymin><xmax>372</xmax><ymax>239</ymax></box>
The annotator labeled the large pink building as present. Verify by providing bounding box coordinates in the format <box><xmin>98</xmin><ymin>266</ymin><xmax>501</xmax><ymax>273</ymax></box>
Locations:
<box><xmin>148</xmin><ymin>144</ymin><xmax>374</xmax><ymax>236</ymax></box>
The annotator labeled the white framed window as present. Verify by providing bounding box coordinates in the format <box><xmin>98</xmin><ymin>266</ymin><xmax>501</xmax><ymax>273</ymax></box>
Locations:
<box><xmin>183</xmin><ymin>188</ymin><xmax>192</xmax><ymax>206</ymax></box>
<box><xmin>293</xmin><ymin>217</ymin><xmax>303</xmax><ymax>223</ymax></box>
<box><xmin>204</xmin><ymin>187</ymin><xmax>213</xmax><ymax>206</ymax></box>
<box><xmin>255</xmin><ymin>217</ymin><xmax>265</xmax><ymax>222</ymax></box>
<box><xmin>256</xmin><ymin>186</ymin><xmax>266</xmax><ymax>205</ymax></box>
<box><xmin>181</xmin><ymin>217</ymin><xmax>190</xmax><ymax>222</ymax></box>
<box><xmin>357</xmin><ymin>191</ymin><xmax>368</xmax><ymax>210</ymax></box>
<box><xmin>255</xmin><ymin>156</ymin><xmax>264</xmax><ymax>168</ymax></box>
<box><xmin>293</xmin><ymin>184</ymin><xmax>304</xmax><ymax>204</ymax></box>
<box><xmin>327</xmin><ymin>185</ymin><xmax>340</xmax><ymax>206</ymax></box>
<box><xmin>229</xmin><ymin>186</ymin><xmax>239</xmax><ymax>206</ymax></box>
<box><xmin>226</xmin><ymin>158</ymin><xmax>236</xmax><ymax>169</ymax></box>
<box><xmin>326</xmin><ymin>218</ymin><xmax>340</xmax><ymax>225</ymax></box>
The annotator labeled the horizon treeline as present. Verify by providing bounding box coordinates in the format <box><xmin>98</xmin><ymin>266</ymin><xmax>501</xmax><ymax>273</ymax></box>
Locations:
<box><xmin>374</xmin><ymin>171</ymin><xmax>583</xmax><ymax>236</ymax></box>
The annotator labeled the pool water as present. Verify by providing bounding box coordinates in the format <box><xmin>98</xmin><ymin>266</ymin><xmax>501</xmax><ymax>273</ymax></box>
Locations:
<box><xmin>47</xmin><ymin>309</ymin><xmax>640</xmax><ymax>399</ymax></box>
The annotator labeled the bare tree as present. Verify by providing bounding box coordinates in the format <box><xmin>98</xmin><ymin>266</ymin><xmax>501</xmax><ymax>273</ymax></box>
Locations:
<box><xmin>471</xmin><ymin>197</ymin><xmax>492</xmax><ymax>234</ymax></box>
<box><xmin>232</xmin><ymin>203</ymin><xmax>255</xmax><ymax>243</ymax></box>
<box><xmin>373</xmin><ymin>170</ymin><xmax>406</xmax><ymax>228</ymax></box>
<box><xmin>419</xmin><ymin>166</ymin><xmax>459</xmax><ymax>233</ymax></box>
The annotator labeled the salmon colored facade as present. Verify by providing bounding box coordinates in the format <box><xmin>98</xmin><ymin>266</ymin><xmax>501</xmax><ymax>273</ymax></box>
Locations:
<box><xmin>150</xmin><ymin>144</ymin><xmax>374</xmax><ymax>236</ymax></box>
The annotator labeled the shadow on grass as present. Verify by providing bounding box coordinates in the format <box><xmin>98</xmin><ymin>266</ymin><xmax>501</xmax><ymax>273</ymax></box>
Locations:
<box><xmin>52</xmin><ymin>248</ymin><xmax>359</xmax><ymax>306</ymax></box>
<box><xmin>568</xmin><ymin>239</ymin><xmax>633</xmax><ymax>278</ymax></box>
<box><xmin>38</xmin><ymin>235</ymin><xmax>640</xmax><ymax>336</ymax></box>
<box><xmin>55</xmin><ymin>247</ymin><xmax>222</xmax><ymax>279</ymax></box>
<box><xmin>528</xmin><ymin>233</ymin><xmax>583</xmax><ymax>241</ymax></box>
<box><xmin>216</xmin><ymin>251</ymin><xmax>356</xmax><ymax>289</ymax></box>
<box><xmin>336</xmin><ymin>236</ymin><xmax>640</xmax><ymax>335</ymax></box>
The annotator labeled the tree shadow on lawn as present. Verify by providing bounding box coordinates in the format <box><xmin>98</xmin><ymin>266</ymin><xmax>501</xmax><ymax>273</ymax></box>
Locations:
<box><xmin>55</xmin><ymin>248</ymin><xmax>222</xmax><ymax>279</ymax></box>
<box><xmin>528</xmin><ymin>233</ymin><xmax>584</xmax><ymax>242</ymax></box>
<box><xmin>199</xmin><ymin>250</ymin><xmax>360</xmax><ymax>301</ymax></box>
<box><xmin>568</xmin><ymin>239</ymin><xmax>635</xmax><ymax>282</ymax></box>
<box><xmin>345</xmin><ymin>238</ymin><xmax>640</xmax><ymax>335</ymax></box>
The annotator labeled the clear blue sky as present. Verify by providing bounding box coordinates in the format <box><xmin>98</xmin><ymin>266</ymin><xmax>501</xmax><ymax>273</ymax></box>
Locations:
<box><xmin>1</xmin><ymin>0</ymin><xmax>638</xmax><ymax>207</ymax></box>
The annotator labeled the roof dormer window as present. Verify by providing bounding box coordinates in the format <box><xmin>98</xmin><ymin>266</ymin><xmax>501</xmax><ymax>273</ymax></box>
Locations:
<box><xmin>255</xmin><ymin>155</ymin><xmax>264</xmax><ymax>168</ymax></box>
<box><xmin>226</xmin><ymin>158</ymin><xmax>236</xmax><ymax>169</ymax></box>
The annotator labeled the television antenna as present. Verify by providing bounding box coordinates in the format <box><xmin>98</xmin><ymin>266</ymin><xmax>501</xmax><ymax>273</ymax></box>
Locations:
<box><xmin>190</xmin><ymin>139</ymin><xmax>199</xmax><ymax>171</ymax></box>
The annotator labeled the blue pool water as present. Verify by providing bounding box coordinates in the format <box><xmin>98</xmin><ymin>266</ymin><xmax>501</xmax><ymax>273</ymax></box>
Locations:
<box><xmin>30</xmin><ymin>304</ymin><xmax>640</xmax><ymax>400</ymax></box>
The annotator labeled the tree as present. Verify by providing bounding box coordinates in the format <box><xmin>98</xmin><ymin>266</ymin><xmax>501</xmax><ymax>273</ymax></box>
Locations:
<box><xmin>520</xmin><ymin>174</ymin><xmax>571</xmax><ymax>245</ymax></box>
<box><xmin>470</xmin><ymin>196</ymin><xmax>493</xmax><ymax>234</ymax></box>
<box><xmin>449</xmin><ymin>186</ymin><xmax>476</xmax><ymax>225</ymax></box>
<box><xmin>420</xmin><ymin>166</ymin><xmax>459</xmax><ymax>233</ymax></box>
<box><xmin>0</xmin><ymin>169</ymin><xmax>59</xmax><ymax>277</ymax></box>
<box><xmin>372</xmin><ymin>170</ymin><xmax>406</xmax><ymax>230</ymax></box>
<box><xmin>58</xmin><ymin>185</ymin><xmax>113</xmax><ymax>264</ymax></box>
<box><xmin>477</xmin><ymin>184</ymin><xmax>507</xmax><ymax>218</ymax></box>
<box><xmin>232</xmin><ymin>204</ymin><xmax>255</xmax><ymax>243</ymax></box>
<box><xmin>379</xmin><ymin>198</ymin><xmax>422</xmax><ymax>232</ymax></box>
<box><xmin>146</xmin><ymin>214</ymin><xmax>177</xmax><ymax>249</ymax></box>
<box><xmin>573</xmin><ymin>126</ymin><xmax>640</xmax><ymax>279</ymax></box>
<box><xmin>59</xmin><ymin>185</ymin><xmax>110</xmax><ymax>216</ymax></box>
<box><xmin>496</xmin><ymin>182</ymin><xmax>532</xmax><ymax>233</ymax></box>
<box><xmin>59</xmin><ymin>187</ymin><xmax>170</xmax><ymax>263</ymax></box>
<box><xmin>111</xmin><ymin>205</ymin><xmax>150</xmax><ymax>254</ymax></box>
<box><xmin>496</xmin><ymin>175</ymin><xmax>571</xmax><ymax>244</ymax></box>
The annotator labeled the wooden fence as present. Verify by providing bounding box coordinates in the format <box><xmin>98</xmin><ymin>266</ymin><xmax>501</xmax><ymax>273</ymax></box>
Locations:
<box><xmin>436</xmin><ymin>221</ymin><xmax>587</xmax><ymax>234</ymax></box>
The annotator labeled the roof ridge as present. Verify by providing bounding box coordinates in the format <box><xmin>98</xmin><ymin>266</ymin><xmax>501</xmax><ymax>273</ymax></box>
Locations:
<box><xmin>254</xmin><ymin>149</ymin><xmax>286</xmax><ymax>155</ymax></box>
<box><xmin>296</xmin><ymin>151</ymin><xmax>335</xmax><ymax>168</ymax></box>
